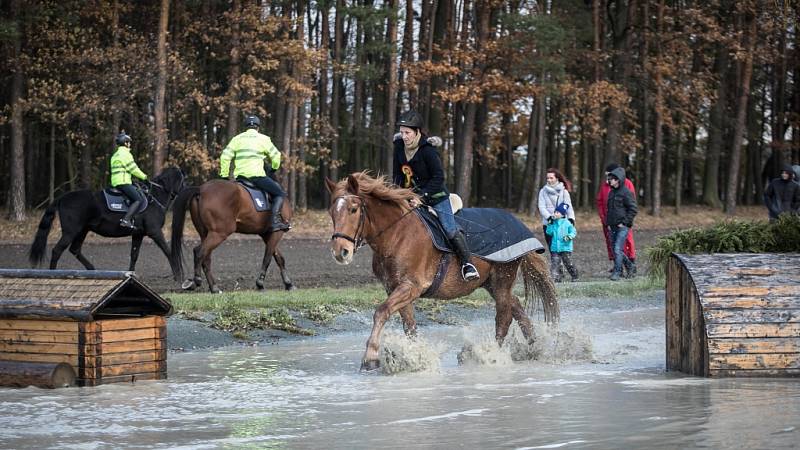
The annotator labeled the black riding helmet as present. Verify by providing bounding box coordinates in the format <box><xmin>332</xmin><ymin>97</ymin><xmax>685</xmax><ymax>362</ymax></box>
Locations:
<box><xmin>116</xmin><ymin>133</ymin><xmax>131</xmax><ymax>146</ymax></box>
<box><xmin>397</xmin><ymin>110</ymin><xmax>424</xmax><ymax>130</ymax></box>
<box><xmin>244</xmin><ymin>115</ymin><xmax>261</xmax><ymax>129</ymax></box>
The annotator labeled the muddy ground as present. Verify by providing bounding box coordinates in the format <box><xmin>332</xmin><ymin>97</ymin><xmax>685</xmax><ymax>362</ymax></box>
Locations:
<box><xmin>0</xmin><ymin>228</ymin><xmax>662</xmax><ymax>293</ymax></box>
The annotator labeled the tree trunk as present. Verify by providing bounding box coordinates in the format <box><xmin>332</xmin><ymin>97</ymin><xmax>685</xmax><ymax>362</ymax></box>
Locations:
<box><xmin>330</xmin><ymin>0</ymin><xmax>344</xmax><ymax>183</ymax></box>
<box><xmin>384</xmin><ymin>0</ymin><xmax>399</xmax><ymax>177</ymax></box>
<box><xmin>400</xmin><ymin>0</ymin><xmax>415</xmax><ymax>106</ymax></box>
<box><xmin>49</xmin><ymin>124</ymin><xmax>55</xmax><ymax>203</ymax></box>
<box><xmin>8</xmin><ymin>0</ymin><xmax>26</xmax><ymax>221</ymax></box>
<box><xmin>725</xmin><ymin>11</ymin><xmax>756</xmax><ymax>215</ymax></box>
<box><xmin>650</xmin><ymin>0</ymin><xmax>665</xmax><ymax>217</ymax></box>
<box><xmin>226</xmin><ymin>0</ymin><xmax>242</xmax><ymax>141</ymax></box>
<box><xmin>605</xmin><ymin>0</ymin><xmax>637</xmax><ymax>166</ymax></box>
<box><xmin>518</xmin><ymin>105</ymin><xmax>537</xmax><ymax>213</ymax></box>
<box><xmin>702</xmin><ymin>44</ymin><xmax>728</xmax><ymax>209</ymax></box>
<box><xmin>529</xmin><ymin>91</ymin><xmax>547</xmax><ymax>216</ymax></box>
<box><xmin>153</xmin><ymin>0</ymin><xmax>170</xmax><ymax>174</ymax></box>
<box><xmin>319</xmin><ymin>2</ymin><xmax>331</xmax><ymax>204</ymax></box>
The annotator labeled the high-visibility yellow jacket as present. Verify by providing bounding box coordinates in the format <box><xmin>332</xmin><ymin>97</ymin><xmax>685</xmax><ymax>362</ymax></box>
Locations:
<box><xmin>219</xmin><ymin>129</ymin><xmax>281</xmax><ymax>179</ymax></box>
<box><xmin>110</xmin><ymin>146</ymin><xmax>148</xmax><ymax>186</ymax></box>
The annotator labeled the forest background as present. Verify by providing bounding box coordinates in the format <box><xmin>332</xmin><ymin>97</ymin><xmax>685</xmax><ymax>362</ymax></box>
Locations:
<box><xmin>1</xmin><ymin>0</ymin><xmax>798</xmax><ymax>222</ymax></box>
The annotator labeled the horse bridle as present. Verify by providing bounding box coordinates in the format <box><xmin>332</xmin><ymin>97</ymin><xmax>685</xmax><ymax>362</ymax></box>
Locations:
<box><xmin>330</xmin><ymin>194</ymin><xmax>368</xmax><ymax>251</ymax></box>
<box><xmin>147</xmin><ymin>170</ymin><xmax>186</xmax><ymax>212</ymax></box>
<box><xmin>330</xmin><ymin>194</ymin><xmax>417</xmax><ymax>254</ymax></box>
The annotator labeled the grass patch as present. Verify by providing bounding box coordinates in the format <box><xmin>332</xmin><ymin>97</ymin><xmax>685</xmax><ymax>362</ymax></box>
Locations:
<box><xmin>210</xmin><ymin>302</ymin><xmax>314</xmax><ymax>336</ymax></box>
<box><xmin>552</xmin><ymin>277</ymin><xmax>662</xmax><ymax>299</ymax></box>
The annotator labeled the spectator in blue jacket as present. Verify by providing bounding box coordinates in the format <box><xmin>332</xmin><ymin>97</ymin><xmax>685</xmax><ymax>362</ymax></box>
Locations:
<box><xmin>545</xmin><ymin>203</ymin><xmax>579</xmax><ymax>282</ymax></box>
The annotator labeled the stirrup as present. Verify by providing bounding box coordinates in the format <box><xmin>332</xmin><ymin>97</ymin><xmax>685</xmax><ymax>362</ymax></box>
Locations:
<box><xmin>119</xmin><ymin>218</ymin><xmax>135</xmax><ymax>229</ymax></box>
<box><xmin>461</xmin><ymin>263</ymin><xmax>480</xmax><ymax>281</ymax></box>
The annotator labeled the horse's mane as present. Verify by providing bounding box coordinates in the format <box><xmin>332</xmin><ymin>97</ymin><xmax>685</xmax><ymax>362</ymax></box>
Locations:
<box><xmin>334</xmin><ymin>171</ymin><xmax>420</xmax><ymax>212</ymax></box>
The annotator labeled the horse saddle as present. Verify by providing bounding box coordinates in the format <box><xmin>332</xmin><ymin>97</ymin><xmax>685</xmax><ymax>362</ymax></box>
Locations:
<box><xmin>103</xmin><ymin>187</ymin><xmax>148</xmax><ymax>213</ymax></box>
<box><xmin>236</xmin><ymin>179</ymin><xmax>271</xmax><ymax>212</ymax></box>
<box><xmin>416</xmin><ymin>207</ymin><xmax>545</xmax><ymax>262</ymax></box>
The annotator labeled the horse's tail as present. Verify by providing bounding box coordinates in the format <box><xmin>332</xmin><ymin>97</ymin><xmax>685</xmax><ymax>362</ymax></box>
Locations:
<box><xmin>520</xmin><ymin>252</ymin><xmax>560</xmax><ymax>323</ymax></box>
<box><xmin>29</xmin><ymin>198</ymin><xmax>60</xmax><ymax>267</ymax></box>
<box><xmin>170</xmin><ymin>186</ymin><xmax>199</xmax><ymax>280</ymax></box>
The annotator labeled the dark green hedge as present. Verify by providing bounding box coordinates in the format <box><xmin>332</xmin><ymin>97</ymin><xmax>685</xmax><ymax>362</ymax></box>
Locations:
<box><xmin>647</xmin><ymin>214</ymin><xmax>800</xmax><ymax>278</ymax></box>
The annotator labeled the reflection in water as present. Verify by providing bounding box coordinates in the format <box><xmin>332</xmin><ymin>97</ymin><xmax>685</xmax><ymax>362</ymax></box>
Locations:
<box><xmin>0</xmin><ymin>294</ymin><xmax>799</xmax><ymax>449</ymax></box>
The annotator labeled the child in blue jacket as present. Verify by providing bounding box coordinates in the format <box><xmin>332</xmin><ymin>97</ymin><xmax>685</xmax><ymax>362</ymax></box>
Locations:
<box><xmin>545</xmin><ymin>203</ymin><xmax>579</xmax><ymax>282</ymax></box>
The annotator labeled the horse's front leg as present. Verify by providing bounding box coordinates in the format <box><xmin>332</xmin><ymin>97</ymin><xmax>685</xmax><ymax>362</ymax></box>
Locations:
<box><xmin>129</xmin><ymin>234</ymin><xmax>145</xmax><ymax>272</ymax></box>
<box><xmin>362</xmin><ymin>281</ymin><xmax>422</xmax><ymax>371</ymax></box>
<box><xmin>148</xmin><ymin>228</ymin><xmax>179</xmax><ymax>281</ymax></box>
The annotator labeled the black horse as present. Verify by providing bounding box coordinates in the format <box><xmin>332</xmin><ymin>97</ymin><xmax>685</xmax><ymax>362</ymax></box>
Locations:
<box><xmin>29</xmin><ymin>167</ymin><xmax>187</xmax><ymax>279</ymax></box>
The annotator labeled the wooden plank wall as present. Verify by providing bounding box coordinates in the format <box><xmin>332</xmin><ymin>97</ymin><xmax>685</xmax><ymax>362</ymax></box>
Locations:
<box><xmin>0</xmin><ymin>316</ymin><xmax>167</xmax><ymax>386</ymax></box>
<box><xmin>667</xmin><ymin>253</ymin><xmax>800</xmax><ymax>377</ymax></box>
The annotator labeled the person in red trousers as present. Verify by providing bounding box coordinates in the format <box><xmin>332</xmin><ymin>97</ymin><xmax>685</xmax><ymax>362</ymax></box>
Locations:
<box><xmin>596</xmin><ymin>163</ymin><xmax>637</xmax><ymax>277</ymax></box>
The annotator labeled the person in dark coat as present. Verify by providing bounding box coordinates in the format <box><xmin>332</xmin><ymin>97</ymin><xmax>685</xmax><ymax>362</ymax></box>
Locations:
<box><xmin>393</xmin><ymin>110</ymin><xmax>479</xmax><ymax>282</ymax></box>
<box><xmin>763</xmin><ymin>164</ymin><xmax>800</xmax><ymax>221</ymax></box>
<box><xmin>606</xmin><ymin>167</ymin><xmax>638</xmax><ymax>281</ymax></box>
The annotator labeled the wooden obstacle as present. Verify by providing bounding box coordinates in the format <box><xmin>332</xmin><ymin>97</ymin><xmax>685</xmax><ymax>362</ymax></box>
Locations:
<box><xmin>0</xmin><ymin>269</ymin><xmax>172</xmax><ymax>387</ymax></box>
<box><xmin>666</xmin><ymin>253</ymin><xmax>800</xmax><ymax>377</ymax></box>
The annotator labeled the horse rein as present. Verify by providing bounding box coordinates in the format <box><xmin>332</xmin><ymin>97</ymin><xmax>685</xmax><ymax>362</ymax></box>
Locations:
<box><xmin>330</xmin><ymin>194</ymin><xmax>416</xmax><ymax>254</ymax></box>
<box><xmin>145</xmin><ymin>171</ymin><xmax>186</xmax><ymax>212</ymax></box>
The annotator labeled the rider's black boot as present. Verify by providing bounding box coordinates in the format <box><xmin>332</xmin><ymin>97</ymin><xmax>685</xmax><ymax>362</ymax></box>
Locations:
<box><xmin>450</xmin><ymin>231</ymin><xmax>479</xmax><ymax>281</ymax></box>
<box><xmin>120</xmin><ymin>201</ymin><xmax>140</xmax><ymax>229</ymax></box>
<box><xmin>270</xmin><ymin>196</ymin><xmax>290</xmax><ymax>232</ymax></box>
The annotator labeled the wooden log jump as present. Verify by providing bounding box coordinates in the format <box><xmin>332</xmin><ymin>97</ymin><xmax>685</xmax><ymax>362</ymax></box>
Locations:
<box><xmin>666</xmin><ymin>253</ymin><xmax>800</xmax><ymax>377</ymax></box>
<box><xmin>0</xmin><ymin>361</ymin><xmax>76</xmax><ymax>388</ymax></box>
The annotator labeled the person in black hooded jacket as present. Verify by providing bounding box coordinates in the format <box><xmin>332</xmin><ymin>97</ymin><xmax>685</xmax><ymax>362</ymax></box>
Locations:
<box><xmin>763</xmin><ymin>164</ymin><xmax>800</xmax><ymax>221</ymax></box>
<box><xmin>606</xmin><ymin>166</ymin><xmax>638</xmax><ymax>281</ymax></box>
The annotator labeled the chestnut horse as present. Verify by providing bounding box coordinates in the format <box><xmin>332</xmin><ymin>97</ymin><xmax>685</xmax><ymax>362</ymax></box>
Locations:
<box><xmin>170</xmin><ymin>179</ymin><xmax>294</xmax><ymax>293</ymax></box>
<box><xmin>326</xmin><ymin>172</ymin><xmax>559</xmax><ymax>371</ymax></box>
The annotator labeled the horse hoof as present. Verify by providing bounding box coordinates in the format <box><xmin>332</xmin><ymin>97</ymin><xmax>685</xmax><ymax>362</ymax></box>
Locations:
<box><xmin>360</xmin><ymin>359</ymin><xmax>380</xmax><ymax>372</ymax></box>
<box><xmin>255</xmin><ymin>279</ymin><xmax>265</xmax><ymax>290</ymax></box>
<box><xmin>284</xmin><ymin>283</ymin><xmax>295</xmax><ymax>291</ymax></box>
<box><xmin>210</xmin><ymin>287</ymin><xmax>223</xmax><ymax>294</ymax></box>
<box><xmin>181</xmin><ymin>279</ymin><xmax>195</xmax><ymax>290</ymax></box>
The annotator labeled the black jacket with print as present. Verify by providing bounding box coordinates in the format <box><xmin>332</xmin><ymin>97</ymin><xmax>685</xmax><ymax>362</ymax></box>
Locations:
<box><xmin>392</xmin><ymin>136</ymin><xmax>448</xmax><ymax>205</ymax></box>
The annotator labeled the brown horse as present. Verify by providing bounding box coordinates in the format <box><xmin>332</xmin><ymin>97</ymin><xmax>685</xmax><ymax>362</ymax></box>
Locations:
<box><xmin>326</xmin><ymin>172</ymin><xmax>559</xmax><ymax>371</ymax></box>
<box><xmin>170</xmin><ymin>179</ymin><xmax>294</xmax><ymax>293</ymax></box>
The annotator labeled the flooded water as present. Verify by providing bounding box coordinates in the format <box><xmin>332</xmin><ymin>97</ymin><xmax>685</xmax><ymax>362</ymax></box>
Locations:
<box><xmin>1</xmin><ymin>293</ymin><xmax>799</xmax><ymax>449</ymax></box>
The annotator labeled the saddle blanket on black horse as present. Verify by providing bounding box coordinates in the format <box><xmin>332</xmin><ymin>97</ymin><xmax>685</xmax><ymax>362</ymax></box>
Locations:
<box><xmin>102</xmin><ymin>188</ymin><xmax>148</xmax><ymax>213</ymax></box>
<box><xmin>416</xmin><ymin>207</ymin><xmax>544</xmax><ymax>262</ymax></box>
<box><xmin>237</xmin><ymin>180</ymin><xmax>272</xmax><ymax>212</ymax></box>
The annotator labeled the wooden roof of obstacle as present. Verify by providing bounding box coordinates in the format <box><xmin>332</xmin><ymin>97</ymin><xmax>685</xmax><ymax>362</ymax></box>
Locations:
<box><xmin>0</xmin><ymin>269</ymin><xmax>172</xmax><ymax>322</ymax></box>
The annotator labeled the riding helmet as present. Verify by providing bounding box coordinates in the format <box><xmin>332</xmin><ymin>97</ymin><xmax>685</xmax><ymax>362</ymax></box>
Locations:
<box><xmin>244</xmin><ymin>115</ymin><xmax>261</xmax><ymax>129</ymax></box>
<box><xmin>397</xmin><ymin>110</ymin><xmax>424</xmax><ymax>129</ymax></box>
<box><xmin>116</xmin><ymin>133</ymin><xmax>131</xmax><ymax>146</ymax></box>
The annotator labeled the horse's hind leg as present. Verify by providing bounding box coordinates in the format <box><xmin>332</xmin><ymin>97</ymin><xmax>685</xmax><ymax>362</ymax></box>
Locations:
<box><xmin>197</xmin><ymin>232</ymin><xmax>227</xmax><ymax>293</ymax></box>
<box><xmin>273</xmin><ymin>249</ymin><xmax>294</xmax><ymax>290</ymax></box>
<box><xmin>50</xmin><ymin>233</ymin><xmax>75</xmax><ymax>270</ymax></box>
<box><xmin>399</xmin><ymin>304</ymin><xmax>417</xmax><ymax>337</ymax></box>
<box><xmin>487</xmin><ymin>265</ymin><xmax>533</xmax><ymax>345</ymax></box>
<box><xmin>68</xmin><ymin>229</ymin><xmax>95</xmax><ymax>270</ymax></box>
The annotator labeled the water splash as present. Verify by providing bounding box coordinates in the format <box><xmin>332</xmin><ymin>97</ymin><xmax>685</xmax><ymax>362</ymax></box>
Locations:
<box><xmin>457</xmin><ymin>322</ymin><xmax>593</xmax><ymax>366</ymax></box>
<box><xmin>379</xmin><ymin>331</ymin><xmax>442</xmax><ymax>374</ymax></box>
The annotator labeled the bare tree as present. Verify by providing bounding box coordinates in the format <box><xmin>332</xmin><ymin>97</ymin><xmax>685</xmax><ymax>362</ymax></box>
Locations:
<box><xmin>153</xmin><ymin>0</ymin><xmax>170</xmax><ymax>174</ymax></box>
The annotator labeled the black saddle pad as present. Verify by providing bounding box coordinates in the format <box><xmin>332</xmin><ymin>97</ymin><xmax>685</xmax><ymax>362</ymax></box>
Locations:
<box><xmin>103</xmin><ymin>188</ymin><xmax>148</xmax><ymax>213</ymax></box>
<box><xmin>237</xmin><ymin>180</ymin><xmax>271</xmax><ymax>212</ymax></box>
<box><xmin>416</xmin><ymin>207</ymin><xmax>544</xmax><ymax>262</ymax></box>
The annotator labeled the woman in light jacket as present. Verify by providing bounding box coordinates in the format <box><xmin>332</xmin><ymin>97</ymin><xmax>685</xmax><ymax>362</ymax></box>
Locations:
<box><xmin>538</xmin><ymin>168</ymin><xmax>575</xmax><ymax>252</ymax></box>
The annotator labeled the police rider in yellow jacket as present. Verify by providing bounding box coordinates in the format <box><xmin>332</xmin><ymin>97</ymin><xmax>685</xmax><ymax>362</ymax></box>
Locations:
<box><xmin>219</xmin><ymin>115</ymin><xmax>289</xmax><ymax>232</ymax></box>
<box><xmin>110</xmin><ymin>133</ymin><xmax>148</xmax><ymax>229</ymax></box>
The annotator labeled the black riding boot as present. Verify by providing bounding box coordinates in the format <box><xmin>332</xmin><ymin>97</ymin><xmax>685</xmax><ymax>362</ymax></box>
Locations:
<box><xmin>450</xmin><ymin>231</ymin><xmax>479</xmax><ymax>281</ymax></box>
<box><xmin>270</xmin><ymin>196</ymin><xmax>290</xmax><ymax>232</ymax></box>
<box><xmin>120</xmin><ymin>201</ymin><xmax>140</xmax><ymax>229</ymax></box>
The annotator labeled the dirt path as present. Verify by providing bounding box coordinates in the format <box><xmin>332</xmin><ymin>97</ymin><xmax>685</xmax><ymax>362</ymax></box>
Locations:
<box><xmin>0</xmin><ymin>229</ymin><xmax>663</xmax><ymax>293</ymax></box>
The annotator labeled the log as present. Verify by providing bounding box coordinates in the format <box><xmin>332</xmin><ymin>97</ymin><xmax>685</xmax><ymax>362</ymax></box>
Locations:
<box><xmin>0</xmin><ymin>360</ymin><xmax>76</xmax><ymax>388</ymax></box>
